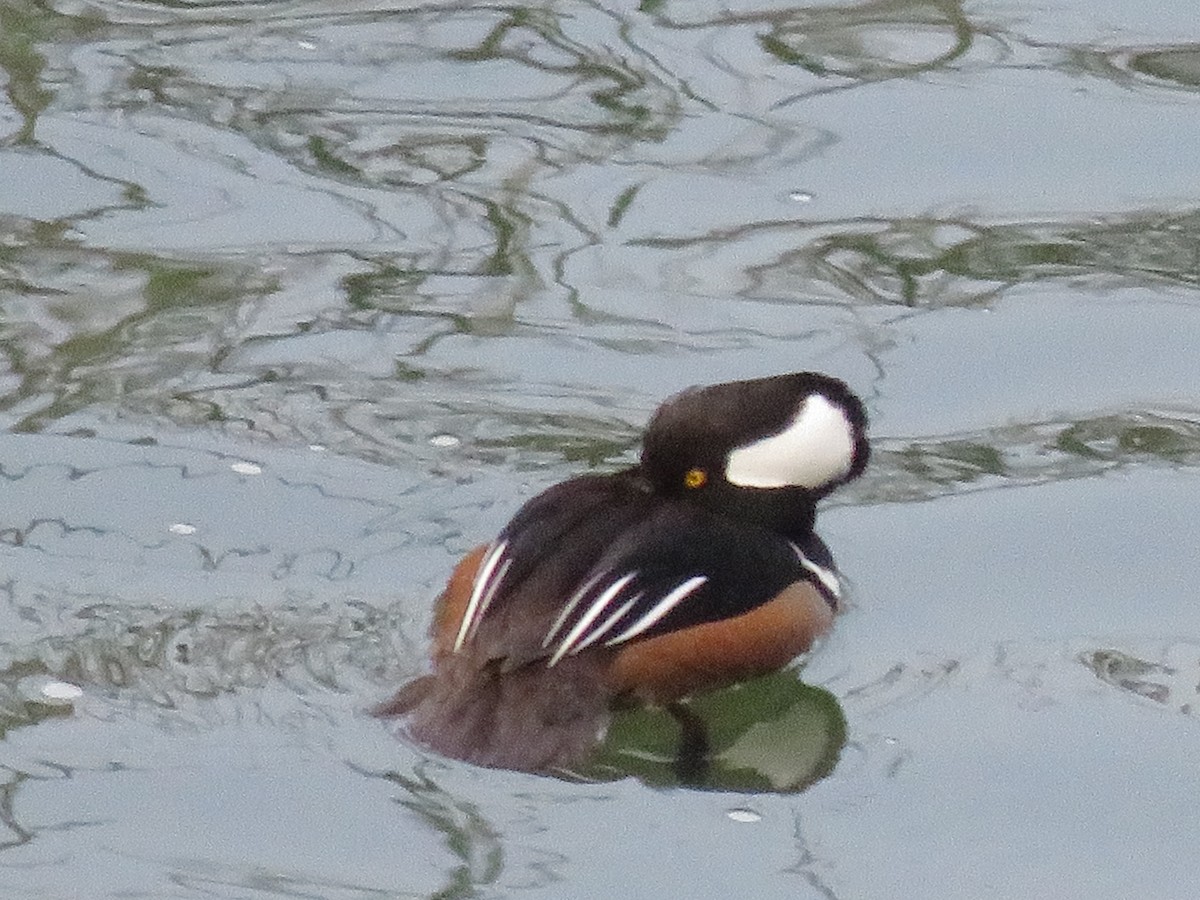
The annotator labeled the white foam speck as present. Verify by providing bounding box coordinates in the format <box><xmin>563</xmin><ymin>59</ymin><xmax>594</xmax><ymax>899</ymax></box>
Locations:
<box><xmin>42</xmin><ymin>681</ymin><xmax>83</xmax><ymax>703</ymax></box>
<box><xmin>727</xmin><ymin>808</ymin><xmax>762</xmax><ymax>823</ymax></box>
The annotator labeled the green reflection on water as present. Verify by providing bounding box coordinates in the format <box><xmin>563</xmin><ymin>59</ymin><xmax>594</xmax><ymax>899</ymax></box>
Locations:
<box><xmin>863</xmin><ymin>411</ymin><xmax>1200</xmax><ymax>504</ymax></box>
<box><xmin>1066</xmin><ymin>43</ymin><xmax>1200</xmax><ymax>93</ymax></box>
<box><xmin>476</xmin><ymin>422</ymin><xmax>633</xmax><ymax>467</ymax></box>
<box><xmin>757</xmin><ymin>0</ymin><xmax>976</xmax><ymax>85</ymax></box>
<box><xmin>307</xmin><ymin>135</ymin><xmax>361</xmax><ymax>178</ymax></box>
<box><xmin>1057</xmin><ymin>414</ymin><xmax>1200</xmax><ymax>464</ymax></box>
<box><xmin>731</xmin><ymin>210</ymin><xmax>1200</xmax><ymax>308</ymax></box>
<box><xmin>448</xmin><ymin>7</ymin><xmax>535</xmax><ymax>64</ymax></box>
<box><xmin>582</xmin><ymin>671</ymin><xmax>847</xmax><ymax>793</ymax></box>
<box><xmin>0</xmin><ymin>0</ymin><xmax>101</xmax><ymax>144</ymax></box>
<box><xmin>389</xmin><ymin>769</ymin><xmax>503</xmax><ymax>898</ymax></box>
<box><xmin>607</xmin><ymin>182</ymin><xmax>642</xmax><ymax>229</ymax></box>
<box><xmin>445</xmin><ymin>4</ymin><xmax>674</xmax><ymax>136</ymax></box>
<box><xmin>0</xmin><ymin>660</ymin><xmax>76</xmax><ymax>741</ymax></box>
<box><xmin>343</xmin><ymin>263</ymin><xmax>427</xmax><ymax>311</ymax></box>
<box><xmin>1129</xmin><ymin>46</ymin><xmax>1200</xmax><ymax>89</ymax></box>
<box><xmin>480</xmin><ymin>199</ymin><xmax>526</xmax><ymax>277</ymax></box>
<box><xmin>897</xmin><ymin>440</ymin><xmax>1006</xmax><ymax>484</ymax></box>
<box><xmin>759</xmin><ymin>34</ymin><xmax>829</xmax><ymax>75</ymax></box>
<box><xmin>0</xmin><ymin>252</ymin><xmax>280</xmax><ymax>433</ymax></box>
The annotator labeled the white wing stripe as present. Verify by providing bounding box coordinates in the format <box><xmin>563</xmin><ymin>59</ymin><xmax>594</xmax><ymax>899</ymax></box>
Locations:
<box><xmin>452</xmin><ymin>540</ymin><xmax>508</xmax><ymax>652</ymax></box>
<box><xmin>570</xmin><ymin>593</ymin><xmax>642</xmax><ymax>653</ymax></box>
<box><xmin>470</xmin><ymin>555</ymin><xmax>512</xmax><ymax>639</ymax></box>
<box><xmin>790</xmin><ymin>542</ymin><xmax>842</xmax><ymax>602</ymax></box>
<box><xmin>542</xmin><ymin>569</ymin><xmax>606</xmax><ymax>648</ymax></box>
<box><xmin>547</xmin><ymin>572</ymin><xmax>637</xmax><ymax>666</ymax></box>
<box><xmin>603</xmin><ymin>575</ymin><xmax>708</xmax><ymax>647</ymax></box>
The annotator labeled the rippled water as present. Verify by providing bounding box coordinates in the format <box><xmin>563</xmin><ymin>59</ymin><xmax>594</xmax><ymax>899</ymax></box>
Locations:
<box><xmin>2</xmin><ymin>1</ymin><xmax>1200</xmax><ymax>897</ymax></box>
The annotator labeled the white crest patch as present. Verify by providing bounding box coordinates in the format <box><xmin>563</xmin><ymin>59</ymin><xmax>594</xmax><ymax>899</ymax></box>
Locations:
<box><xmin>725</xmin><ymin>393</ymin><xmax>854</xmax><ymax>490</ymax></box>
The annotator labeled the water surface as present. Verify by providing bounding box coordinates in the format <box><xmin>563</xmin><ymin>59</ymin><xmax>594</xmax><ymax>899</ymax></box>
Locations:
<box><xmin>2</xmin><ymin>1</ymin><xmax>1200</xmax><ymax>897</ymax></box>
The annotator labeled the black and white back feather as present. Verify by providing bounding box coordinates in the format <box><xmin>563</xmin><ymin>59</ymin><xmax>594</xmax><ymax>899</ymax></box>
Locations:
<box><xmin>453</xmin><ymin>488</ymin><xmax>843</xmax><ymax>668</ymax></box>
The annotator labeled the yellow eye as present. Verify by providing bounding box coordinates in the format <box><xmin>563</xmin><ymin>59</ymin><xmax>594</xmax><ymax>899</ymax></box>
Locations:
<box><xmin>683</xmin><ymin>468</ymin><xmax>707</xmax><ymax>489</ymax></box>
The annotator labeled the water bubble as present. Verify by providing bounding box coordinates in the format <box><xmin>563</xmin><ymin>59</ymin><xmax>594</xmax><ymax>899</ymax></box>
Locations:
<box><xmin>727</xmin><ymin>808</ymin><xmax>762</xmax><ymax>823</ymax></box>
<box><xmin>42</xmin><ymin>681</ymin><xmax>84</xmax><ymax>703</ymax></box>
<box><xmin>169</xmin><ymin>523</ymin><xmax>197</xmax><ymax>535</ymax></box>
<box><xmin>18</xmin><ymin>677</ymin><xmax>83</xmax><ymax>706</ymax></box>
<box><xmin>230</xmin><ymin>461</ymin><xmax>263</xmax><ymax>475</ymax></box>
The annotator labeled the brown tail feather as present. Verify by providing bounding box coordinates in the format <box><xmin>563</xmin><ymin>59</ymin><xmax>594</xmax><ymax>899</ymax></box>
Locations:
<box><xmin>375</xmin><ymin>653</ymin><xmax>613</xmax><ymax>772</ymax></box>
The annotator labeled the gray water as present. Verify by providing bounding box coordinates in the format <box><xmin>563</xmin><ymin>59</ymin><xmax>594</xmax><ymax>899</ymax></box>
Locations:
<box><xmin>2</xmin><ymin>1</ymin><xmax>1200</xmax><ymax>897</ymax></box>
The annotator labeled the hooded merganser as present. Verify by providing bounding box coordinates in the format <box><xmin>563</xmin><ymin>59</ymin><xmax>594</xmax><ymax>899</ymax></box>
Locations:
<box><xmin>376</xmin><ymin>372</ymin><xmax>869</xmax><ymax>773</ymax></box>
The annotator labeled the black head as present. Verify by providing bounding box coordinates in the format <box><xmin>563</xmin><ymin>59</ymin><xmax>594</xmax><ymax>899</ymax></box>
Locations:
<box><xmin>639</xmin><ymin>372</ymin><xmax>869</xmax><ymax>533</ymax></box>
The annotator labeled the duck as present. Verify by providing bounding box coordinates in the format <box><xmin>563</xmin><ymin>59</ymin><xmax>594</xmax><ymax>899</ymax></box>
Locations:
<box><xmin>376</xmin><ymin>372</ymin><xmax>869</xmax><ymax>773</ymax></box>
